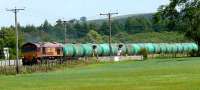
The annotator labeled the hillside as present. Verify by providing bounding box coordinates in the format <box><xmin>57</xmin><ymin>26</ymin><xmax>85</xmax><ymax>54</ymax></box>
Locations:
<box><xmin>112</xmin><ymin>31</ymin><xmax>190</xmax><ymax>43</ymax></box>
<box><xmin>89</xmin><ymin>13</ymin><xmax>154</xmax><ymax>24</ymax></box>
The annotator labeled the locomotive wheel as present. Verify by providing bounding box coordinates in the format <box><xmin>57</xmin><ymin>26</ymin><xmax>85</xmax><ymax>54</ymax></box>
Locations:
<box><xmin>22</xmin><ymin>60</ymin><xmax>27</xmax><ymax>65</ymax></box>
<box><xmin>22</xmin><ymin>60</ymin><xmax>30</xmax><ymax>65</ymax></box>
<box><xmin>22</xmin><ymin>59</ymin><xmax>37</xmax><ymax>65</ymax></box>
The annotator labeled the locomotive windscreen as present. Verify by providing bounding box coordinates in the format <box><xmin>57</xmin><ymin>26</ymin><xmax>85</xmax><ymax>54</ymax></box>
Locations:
<box><xmin>22</xmin><ymin>45</ymin><xmax>37</xmax><ymax>52</ymax></box>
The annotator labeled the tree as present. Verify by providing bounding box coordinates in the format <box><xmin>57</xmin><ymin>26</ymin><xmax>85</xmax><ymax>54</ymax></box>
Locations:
<box><xmin>125</xmin><ymin>17</ymin><xmax>150</xmax><ymax>34</ymax></box>
<box><xmin>0</xmin><ymin>27</ymin><xmax>24</xmax><ymax>59</ymax></box>
<box><xmin>138</xmin><ymin>17</ymin><xmax>153</xmax><ymax>32</ymax></box>
<box><xmin>80</xmin><ymin>16</ymin><xmax>87</xmax><ymax>22</ymax></box>
<box><xmin>74</xmin><ymin>22</ymin><xmax>83</xmax><ymax>38</ymax></box>
<box><xmin>111</xmin><ymin>20</ymin><xmax>124</xmax><ymax>35</ymax></box>
<box><xmin>124</xmin><ymin>17</ymin><xmax>133</xmax><ymax>33</ymax></box>
<box><xmin>84</xmin><ymin>30</ymin><xmax>103</xmax><ymax>43</ymax></box>
<box><xmin>113</xmin><ymin>32</ymin><xmax>130</xmax><ymax>43</ymax></box>
<box><xmin>98</xmin><ymin>21</ymin><xmax>109</xmax><ymax>35</ymax></box>
<box><xmin>154</xmin><ymin>0</ymin><xmax>200</xmax><ymax>54</ymax></box>
<box><xmin>54</xmin><ymin>19</ymin><xmax>66</xmax><ymax>41</ymax></box>
<box><xmin>38</xmin><ymin>20</ymin><xmax>56</xmax><ymax>42</ymax></box>
<box><xmin>21</xmin><ymin>25</ymin><xmax>40</xmax><ymax>42</ymax></box>
<box><xmin>81</xmin><ymin>22</ymin><xmax>90</xmax><ymax>37</ymax></box>
<box><xmin>88</xmin><ymin>23</ymin><xmax>98</xmax><ymax>31</ymax></box>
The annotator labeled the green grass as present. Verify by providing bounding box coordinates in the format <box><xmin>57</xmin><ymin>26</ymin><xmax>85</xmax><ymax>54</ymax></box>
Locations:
<box><xmin>1</xmin><ymin>57</ymin><xmax>200</xmax><ymax>90</ymax></box>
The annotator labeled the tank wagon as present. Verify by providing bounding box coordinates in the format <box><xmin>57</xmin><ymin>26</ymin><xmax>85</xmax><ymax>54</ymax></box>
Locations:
<box><xmin>22</xmin><ymin>42</ymin><xmax>198</xmax><ymax>65</ymax></box>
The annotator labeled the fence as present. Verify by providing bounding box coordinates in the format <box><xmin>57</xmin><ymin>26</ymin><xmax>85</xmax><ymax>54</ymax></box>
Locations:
<box><xmin>0</xmin><ymin>58</ymin><xmax>99</xmax><ymax>75</ymax></box>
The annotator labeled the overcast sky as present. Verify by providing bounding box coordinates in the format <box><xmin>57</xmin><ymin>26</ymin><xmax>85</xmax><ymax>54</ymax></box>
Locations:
<box><xmin>0</xmin><ymin>0</ymin><xmax>169</xmax><ymax>27</ymax></box>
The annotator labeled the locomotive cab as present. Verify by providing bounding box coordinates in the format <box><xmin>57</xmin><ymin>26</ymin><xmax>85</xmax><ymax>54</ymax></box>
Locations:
<box><xmin>22</xmin><ymin>43</ymin><xmax>38</xmax><ymax>65</ymax></box>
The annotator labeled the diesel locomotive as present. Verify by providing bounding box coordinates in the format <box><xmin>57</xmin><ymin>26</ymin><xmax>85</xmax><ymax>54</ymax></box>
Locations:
<box><xmin>22</xmin><ymin>42</ymin><xmax>63</xmax><ymax>65</ymax></box>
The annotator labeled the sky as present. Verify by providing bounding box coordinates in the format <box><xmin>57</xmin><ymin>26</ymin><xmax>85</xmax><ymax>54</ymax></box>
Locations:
<box><xmin>0</xmin><ymin>0</ymin><xmax>169</xmax><ymax>27</ymax></box>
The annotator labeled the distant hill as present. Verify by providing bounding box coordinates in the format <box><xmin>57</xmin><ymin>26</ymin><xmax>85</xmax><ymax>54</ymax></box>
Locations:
<box><xmin>89</xmin><ymin>13</ymin><xmax>154</xmax><ymax>24</ymax></box>
<box><xmin>113</xmin><ymin>13</ymin><xmax>154</xmax><ymax>19</ymax></box>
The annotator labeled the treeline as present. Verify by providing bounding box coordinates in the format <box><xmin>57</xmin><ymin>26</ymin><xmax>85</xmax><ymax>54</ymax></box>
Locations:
<box><xmin>18</xmin><ymin>15</ymin><xmax>189</xmax><ymax>43</ymax></box>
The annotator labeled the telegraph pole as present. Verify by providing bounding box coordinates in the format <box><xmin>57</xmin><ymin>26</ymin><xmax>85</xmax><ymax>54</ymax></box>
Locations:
<box><xmin>100</xmin><ymin>12</ymin><xmax>118</xmax><ymax>58</ymax></box>
<box><xmin>7</xmin><ymin>7</ymin><xmax>24</xmax><ymax>74</ymax></box>
<box><xmin>56</xmin><ymin>20</ymin><xmax>68</xmax><ymax>43</ymax></box>
<box><xmin>63</xmin><ymin>21</ymin><xmax>67</xmax><ymax>44</ymax></box>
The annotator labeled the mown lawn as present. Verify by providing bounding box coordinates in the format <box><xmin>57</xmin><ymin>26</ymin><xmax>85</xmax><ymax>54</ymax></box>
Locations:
<box><xmin>0</xmin><ymin>57</ymin><xmax>200</xmax><ymax>90</ymax></box>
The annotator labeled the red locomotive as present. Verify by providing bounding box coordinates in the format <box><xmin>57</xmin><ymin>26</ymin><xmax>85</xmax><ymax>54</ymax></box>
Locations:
<box><xmin>22</xmin><ymin>42</ymin><xmax>63</xmax><ymax>65</ymax></box>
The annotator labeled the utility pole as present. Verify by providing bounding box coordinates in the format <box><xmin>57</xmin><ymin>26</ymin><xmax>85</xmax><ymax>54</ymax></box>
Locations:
<box><xmin>7</xmin><ymin>7</ymin><xmax>24</xmax><ymax>74</ymax></box>
<box><xmin>100</xmin><ymin>12</ymin><xmax>118</xmax><ymax>58</ymax></box>
<box><xmin>63</xmin><ymin>21</ymin><xmax>67</xmax><ymax>44</ymax></box>
<box><xmin>56</xmin><ymin>20</ymin><xmax>68</xmax><ymax>43</ymax></box>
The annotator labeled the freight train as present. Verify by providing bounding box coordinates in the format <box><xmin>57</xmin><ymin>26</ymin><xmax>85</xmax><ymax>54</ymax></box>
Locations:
<box><xmin>22</xmin><ymin>42</ymin><xmax>198</xmax><ymax>65</ymax></box>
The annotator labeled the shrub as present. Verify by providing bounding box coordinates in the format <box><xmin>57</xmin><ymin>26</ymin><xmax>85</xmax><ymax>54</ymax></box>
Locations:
<box><xmin>140</xmin><ymin>48</ymin><xmax>148</xmax><ymax>60</ymax></box>
<box><xmin>189</xmin><ymin>49</ymin><xmax>198</xmax><ymax>57</ymax></box>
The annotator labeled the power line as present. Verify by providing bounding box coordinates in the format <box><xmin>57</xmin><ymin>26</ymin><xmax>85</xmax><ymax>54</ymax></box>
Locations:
<box><xmin>100</xmin><ymin>12</ymin><xmax>118</xmax><ymax>59</ymax></box>
<box><xmin>6</xmin><ymin>7</ymin><xmax>24</xmax><ymax>74</ymax></box>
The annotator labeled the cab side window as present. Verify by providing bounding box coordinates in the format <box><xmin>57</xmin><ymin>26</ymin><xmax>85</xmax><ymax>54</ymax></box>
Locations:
<box><xmin>42</xmin><ymin>47</ymin><xmax>46</xmax><ymax>54</ymax></box>
<box><xmin>37</xmin><ymin>48</ymin><xmax>41</xmax><ymax>52</ymax></box>
<box><xmin>56</xmin><ymin>48</ymin><xmax>61</xmax><ymax>55</ymax></box>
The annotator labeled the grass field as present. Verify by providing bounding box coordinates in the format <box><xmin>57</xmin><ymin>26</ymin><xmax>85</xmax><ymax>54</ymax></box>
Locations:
<box><xmin>0</xmin><ymin>57</ymin><xmax>200</xmax><ymax>90</ymax></box>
